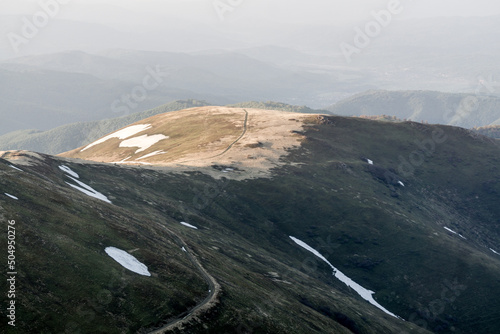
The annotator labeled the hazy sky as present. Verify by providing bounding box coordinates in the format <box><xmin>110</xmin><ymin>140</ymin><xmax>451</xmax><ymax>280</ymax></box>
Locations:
<box><xmin>2</xmin><ymin>0</ymin><xmax>500</xmax><ymax>59</ymax></box>
<box><xmin>3</xmin><ymin>0</ymin><xmax>500</xmax><ymax>26</ymax></box>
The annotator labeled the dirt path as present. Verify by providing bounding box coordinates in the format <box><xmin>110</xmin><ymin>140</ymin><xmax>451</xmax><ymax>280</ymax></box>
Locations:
<box><xmin>148</xmin><ymin>225</ymin><xmax>221</xmax><ymax>334</ymax></box>
<box><xmin>210</xmin><ymin>108</ymin><xmax>249</xmax><ymax>158</ymax></box>
<box><xmin>177</xmin><ymin>108</ymin><xmax>249</xmax><ymax>164</ymax></box>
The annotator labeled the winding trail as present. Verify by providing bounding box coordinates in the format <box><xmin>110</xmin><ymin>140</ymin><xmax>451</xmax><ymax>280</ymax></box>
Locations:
<box><xmin>147</xmin><ymin>111</ymin><xmax>248</xmax><ymax>331</ymax></box>
<box><xmin>177</xmin><ymin>108</ymin><xmax>249</xmax><ymax>164</ymax></box>
<box><xmin>148</xmin><ymin>224</ymin><xmax>220</xmax><ymax>334</ymax></box>
<box><xmin>210</xmin><ymin>109</ymin><xmax>249</xmax><ymax>158</ymax></box>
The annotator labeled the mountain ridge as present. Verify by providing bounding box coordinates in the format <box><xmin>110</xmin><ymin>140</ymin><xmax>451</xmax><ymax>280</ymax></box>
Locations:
<box><xmin>328</xmin><ymin>90</ymin><xmax>500</xmax><ymax>128</ymax></box>
<box><xmin>2</xmin><ymin>109</ymin><xmax>500</xmax><ymax>333</ymax></box>
<box><xmin>0</xmin><ymin>101</ymin><xmax>329</xmax><ymax>155</ymax></box>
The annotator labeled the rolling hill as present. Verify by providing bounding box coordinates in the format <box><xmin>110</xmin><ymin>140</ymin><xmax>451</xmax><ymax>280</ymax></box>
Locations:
<box><xmin>0</xmin><ymin>100</ymin><xmax>211</xmax><ymax>155</ymax></box>
<box><xmin>0</xmin><ymin>101</ymin><xmax>329</xmax><ymax>155</ymax></box>
<box><xmin>2</xmin><ymin>107</ymin><xmax>500</xmax><ymax>333</ymax></box>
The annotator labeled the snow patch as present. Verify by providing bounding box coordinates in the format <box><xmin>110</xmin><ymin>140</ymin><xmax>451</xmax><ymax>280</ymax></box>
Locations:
<box><xmin>5</xmin><ymin>193</ymin><xmax>18</xmax><ymax>200</ymax></box>
<box><xmin>180</xmin><ymin>222</ymin><xmax>198</xmax><ymax>229</ymax></box>
<box><xmin>182</xmin><ymin>247</ymin><xmax>187</xmax><ymax>252</ymax></box>
<box><xmin>65</xmin><ymin>176</ymin><xmax>112</xmax><ymax>204</ymax></box>
<box><xmin>444</xmin><ymin>227</ymin><xmax>467</xmax><ymax>239</ymax></box>
<box><xmin>398</xmin><ymin>181</ymin><xmax>405</xmax><ymax>187</ymax></box>
<box><xmin>9</xmin><ymin>165</ymin><xmax>23</xmax><ymax>172</ymax></box>
<box><xmin>490</xmin><ymin>248</ymin><xmax>500</xmax><ymax>255</ymax></box>
<box><xmin>105</xmin><ymin>247</ymin><xmax>151</xmax><ymax>276</ymax></box>
<box><xmin>289</xmin><ymin>236</ymin><xmax>400</xmax><ymax>319</ymax></box>
<box><xmin>136</xmin><ymin>150</ymin><xmax>167</xmax><ymax>160</ymax></box>
<box><xmin>119</xmin><ymin>134</ymin><xmax>169</xmax><ymax>153</ymax></box>
<box><xmin>59</xmin><ymin>165</ymin><xmax>79</xmax><ymax>178</ymax></box>
<box><xmin>367</xmin><ymin>159</ymin><xmax>374</xmax><ymax>165</ymax></box>
<box><xmin>81</xmin><ymin>124</ymin><xmax>152</xmax><ymax>151</ymax></box>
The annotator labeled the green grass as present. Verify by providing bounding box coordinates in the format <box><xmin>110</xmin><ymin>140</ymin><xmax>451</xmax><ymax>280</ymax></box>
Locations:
<box><xmin>2</xmin><ymin>114</ymin><xmax>500</xmax><ymax>333</ymax></box>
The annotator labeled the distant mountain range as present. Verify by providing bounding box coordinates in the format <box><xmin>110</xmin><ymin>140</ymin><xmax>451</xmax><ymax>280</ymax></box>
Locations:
<box><xmin>0</xmin><ymin>48</ymin><xmax>348</xmax><ymax>135</ymax></box>
<box><xmin>328</xmin><ymin>90</ymin><xmax>500</xmax><ymax>129</ymax></box>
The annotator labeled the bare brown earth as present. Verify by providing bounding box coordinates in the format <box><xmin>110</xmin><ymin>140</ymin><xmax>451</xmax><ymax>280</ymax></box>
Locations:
<box><xmin>60</xmin><ymin>107</ymin><xmax>323</xmax><ymax>180</ymax></box>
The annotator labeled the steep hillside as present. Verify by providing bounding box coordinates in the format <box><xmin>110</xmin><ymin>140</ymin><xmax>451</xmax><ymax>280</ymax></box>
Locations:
<box><xmin>328</xmin><ymin>90</ymin><xmax>500</xmax><ymax>128</ymax></box>
<box><xmin>2</xmin><ymin>108</ymin><xmax>500</xmax><ymax>333</ymax></box>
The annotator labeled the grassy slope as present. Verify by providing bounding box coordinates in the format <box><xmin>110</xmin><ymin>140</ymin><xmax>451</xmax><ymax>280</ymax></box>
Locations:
<box><xmin>0</xmin><ymin>100</ymin><xmax>326</xmax><ymax>156</ymax></box>
<box><xmin>0</xmin><ymin>100</ymin><xmax>211</xmax><ymax>155</ymax></box>
<box><xmin>104</xmin><ymin>116</ymin><xmax>500</xmax><ymax>333</ymax></box>
<box><xmin>194</xmin><ymin>116</ymin><xmax>500</xmax><ymax>334</ymax></box>
<box><xmin>60</xmin><ymin>107</ymin><xmax>246</xmax><ymax>164</ymax></box>
<box><xmin>0</xmin><ymin>157</ymin><xmax>208</xmax><ymax>334</ymax></box>
<box><xmin>2</xmin><ymin>114</ymin><xmax>500</xmax><ymax>333</ymax></box>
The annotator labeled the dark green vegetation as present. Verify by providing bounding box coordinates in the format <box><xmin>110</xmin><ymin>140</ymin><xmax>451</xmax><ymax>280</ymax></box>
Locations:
<box><xmin>2</xmin><ymin>114</ymin><xmax>500</xmax><ymax>333</ymax></box>
<box><xmin>0</xmin><ymin>154</ymin><xmax>208</xmax><ymax>334</ymax></box>
<box><xmin>328</xmin><ymin>90</ymin><xmax>500</xmax><ymax>129</ymax></box>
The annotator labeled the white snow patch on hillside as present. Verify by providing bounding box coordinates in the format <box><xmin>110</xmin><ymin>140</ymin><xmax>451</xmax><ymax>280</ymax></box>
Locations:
<box><xmin>120</xmin><ymin>134</ymin><xmax>169</xmax><ymax>153</ymax></box>
<box><xmin>180</xmin><ymin>222</ymin><xmax>198</xmax><ymax>229</ymax></box>
<box><xmin>289</xmin><ymin>236</ymin><xmax>400</xmax><ymax>319</ymax></box>
<box><xmin>398</xmin><ymin>181</ymin><xmax>405</xmax><ymax>187</ymax></box>
<box><xmin>444</xmin><ymin>227</ymin><xmax>457</xmax><ymax>234</ymax></box>
<box><xmin>136</xmin><ymin>150</ymin><xmax>167</xmax><ymax>160</ymax></box>
<box><xmin>182</xmin><ymin>247</ymin><xmax>187</xmax><ymax>252</ymax></box>
<box><xmin>59</xmin><ymin>165</ymin><xmax>79</xmax><ymax>178</ymax></box>
<box><xmin>81</xmin><ymin>124</ymin><xmax>152</xmax><ymax>151</ymax></box>
<box><xmin>490</xmin><ymin>248</ymin><xmax>500</xmax><ymax>255</ymax></box>
<box><xmin>9</xmin><ymin>165</ymin><xmax>23</xmax><ymax>172</ymax></box>
<box><xmin>66</xmin><ymin>176</ymin><xmax>112</xmax><ymax>204</ymax></box>
<box><xmin>444</xmin><ymin>227</ymin><xmax>467</xmax><ymax>239</ymax></box>
<box><xmin>105</xmin><ymin>247</ymin><xmax>151</xmax><ymax>276</ymax></box>
<box><xmin>5</xmin><ymin>193</ymin><xmax>18</xmax><ymax>200</ymax></box>
<box><xmin>367</xmin><ymin>159</ymin><xmax>374</xmax><ymax>165</ymax></box>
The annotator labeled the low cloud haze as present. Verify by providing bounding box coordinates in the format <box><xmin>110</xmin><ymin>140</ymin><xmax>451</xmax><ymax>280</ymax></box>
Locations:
<box><xmin>0</xmin><ymin>0</ymin><xmax>499</xmax><ymax>135</ymax></box>
<box><xmin>2</xmin><ymin>0</ymin><xmax>500</xmax><ymax>58</ymax></box>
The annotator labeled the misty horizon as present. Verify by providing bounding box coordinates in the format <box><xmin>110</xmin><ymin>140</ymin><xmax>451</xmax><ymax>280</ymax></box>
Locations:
<box><xmin>0</xmin><ymin>0</ymin><xmax>499</xmax><ymax>136</ymax></box>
